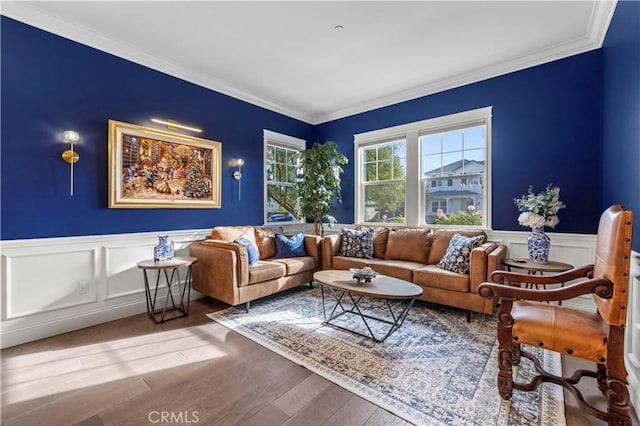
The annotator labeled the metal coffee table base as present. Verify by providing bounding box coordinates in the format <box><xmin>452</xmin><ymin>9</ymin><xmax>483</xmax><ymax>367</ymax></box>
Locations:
<box><xmin>320</xmin><ymin>284</ymin><xmax>416</xmax><ymax>343</ymax></box>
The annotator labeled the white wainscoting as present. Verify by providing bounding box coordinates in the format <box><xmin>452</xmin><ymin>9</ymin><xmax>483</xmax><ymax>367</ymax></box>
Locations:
<box><xmin>628</xmin><ymin>251</ymin><xmax>640</xmax><ymax>414</ymax></box>
<box><xmin>0</xmin><ymin>229</ymin><xmax>211</xmax><ymax>348</ymax></box>
<box><xmin>486</xmin><ymin>230</ymin><xmax>598</xmax><ymax>312</ymax></box>
<box><xmin>0</xmin><ymin>228</ymin><xmax>603</xmax><ymax>349</ymax></box>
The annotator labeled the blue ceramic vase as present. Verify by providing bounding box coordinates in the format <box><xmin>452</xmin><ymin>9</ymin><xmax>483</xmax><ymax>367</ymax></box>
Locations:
<box><xmin>527</xmin><ymin>227</ymin><xmax>550</xmax><ymax>264</ymax></box>
<box><xmin>154</xmin><ymin>236</ymin><xmax>175</xmax><ymax>262</ymax></box>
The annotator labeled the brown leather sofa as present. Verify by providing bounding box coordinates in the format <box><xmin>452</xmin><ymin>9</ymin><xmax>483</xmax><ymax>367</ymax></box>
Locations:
<box><xmin>322</xmin><ymin>227</ymin><xmax>507</xmax><ymax>319</ymax></box>
<box><xmin>190</xmin><ymin>226</ymin><xmax>322</xmax><ymax>311</ymax></box>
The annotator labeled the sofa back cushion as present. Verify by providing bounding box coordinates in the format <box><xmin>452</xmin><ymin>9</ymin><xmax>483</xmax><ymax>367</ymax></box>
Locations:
<box><xmin>427</xmin><ymin>229</ymin><xmax>487</xmax><ymax>265</ymax></box>
<box><xmin>211</xmin><ymin>226</ymin><xmax>257</xmax><ymax>246</ymax></box>
<box><xmin>254</xmin><ymin>227</ymin><xmax>284</xmax><ymax>259</ymax></box>
<box><xmin>384</xmin><ymin>228</ymin><xmax>432</xmax><ymax>263</ymax></box>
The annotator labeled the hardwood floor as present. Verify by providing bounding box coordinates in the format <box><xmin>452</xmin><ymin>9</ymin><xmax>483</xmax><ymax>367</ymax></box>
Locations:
<box><xmin>1</xmin><ymin>297</ymin><xmax>638</xmax><ymax>425</ymax></box>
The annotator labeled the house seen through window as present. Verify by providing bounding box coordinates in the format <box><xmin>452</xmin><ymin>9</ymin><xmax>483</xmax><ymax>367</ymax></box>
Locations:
<box><xmin>354</xmin><ymin>107</ymin><xmax>491</xmax><ymax>228</ymax></box>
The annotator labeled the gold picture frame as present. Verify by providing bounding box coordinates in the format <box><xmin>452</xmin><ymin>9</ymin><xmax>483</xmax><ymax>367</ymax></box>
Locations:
<box><xmin>108</xmin><ymin>120</ymin><xmax>222</xmax><ymax>208</ymax></box>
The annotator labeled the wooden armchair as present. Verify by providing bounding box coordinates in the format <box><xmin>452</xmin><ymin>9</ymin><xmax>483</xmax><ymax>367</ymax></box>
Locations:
<box><xmin>478</xmin><ymin>204</ymin><xmax>634</xmax><ymax>425</ymax></box>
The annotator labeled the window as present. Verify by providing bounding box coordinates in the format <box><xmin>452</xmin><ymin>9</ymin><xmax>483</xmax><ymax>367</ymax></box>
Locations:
<box><xmin>354</xmin><ymin>107</ymin><xmax>491</xmax><ymax>228</ymax></box>
<box><xmin>361</xmin><ymin>140</ymin><xmax>406</xmax><ymax>223</ymax></box>
<box><xmin>263</xmin><ymin>130</ymin><xmax>306</xmax><ymax>224</ymax></box>
<box><xmin>422</xmin><ymin>125</ymin><xmax>485</xmax><ymax>226</ymax></box>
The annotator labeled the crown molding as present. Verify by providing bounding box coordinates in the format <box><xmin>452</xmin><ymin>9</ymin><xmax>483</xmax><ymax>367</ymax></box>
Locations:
<box><xmin>312</xmin><ymin>0</ymin><xmax>617</xmax><ymax>124</ymax></box>
<box><xmin>0</xmin><ymin>2</ymin><xmax>315</xmax><ymax>124</ymax></box>
<box><xmin>2</xmin><ymin>1</ymin><xmax>616</xmax><ymax>126</ymax></box>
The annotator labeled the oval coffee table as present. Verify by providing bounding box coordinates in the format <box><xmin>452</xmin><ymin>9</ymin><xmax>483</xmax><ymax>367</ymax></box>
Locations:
<box><xmin>313</xmin><ymin>270</ymin><xmax>423</xmax><ymax>343</ymax></box>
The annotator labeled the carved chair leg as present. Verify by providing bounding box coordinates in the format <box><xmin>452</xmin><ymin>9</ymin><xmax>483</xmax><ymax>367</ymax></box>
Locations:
<box><xmin>496</xmin><ymin>305</ymin><xmax>515</xmax><ymax>400</ymax></box>
<box><xmin>512</xmin><ymin>342</ymin><xmax>522</xmax><ymax>366</ymax></box>
<box><xmin>597</xmin><ymin>363</ymin><xmax>608</xmax><ymax>392</ymax></box>
<box><xmin>605</xmin><ymin>326</ymin><xmax>631</xmax><ymax>425</ymax></box>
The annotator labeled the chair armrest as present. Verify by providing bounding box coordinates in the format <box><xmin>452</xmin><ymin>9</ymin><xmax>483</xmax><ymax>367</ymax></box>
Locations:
<box><xmin>322</xmin><ymin>234</ymin><xmax>342</xmax><ymax>269</ymax></box>
<box><xmin>193</xmin><ymin>239</ymin><xmax>250</xmax><ymax>287</ymax></box>
<box><xmin>478</xmin><ymin>276</ymin><xmax>613</xmax><ymax>302</ymax></box>
<box><xmin>304</xmin><ymin>234</ymin><xmax>323</xmax><ymax>268</ymax></box>
<box><xmin>490</xmin><ymin>264</ymin><xmax>594</xmax><ymax>286</ymax></box>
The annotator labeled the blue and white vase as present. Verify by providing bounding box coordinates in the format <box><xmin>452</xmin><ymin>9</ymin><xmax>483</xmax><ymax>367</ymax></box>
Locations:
<box><xmin>153</xmin><ymin>235</ymin><xmax>175</xmax><ymax>262</ymax></box>
<box><xmin>527</xmin><ymin>227</ymin><xmax>550</xmax><ymax>264</ymax></box>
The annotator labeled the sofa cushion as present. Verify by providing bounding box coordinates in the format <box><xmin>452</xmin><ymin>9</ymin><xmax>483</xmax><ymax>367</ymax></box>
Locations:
<box><xmin>274</xmin><ymin>232</ymin><xmax>306</xmax><ymax>258</ymax></box>
<box><xmin>234</xmin><ymin>238</ymin><xmax>259</xmax><ymax>266</ymax></box>
<box><xmin>271</xmin><ymin>256</ymin><xmax>316</xmax><ymax>275</ymax></box>
<box><xmin>212</xmin><ymin>226</ymin><xmax>257</xmax><ymax>246</ymax></box>
<box><xmin>373</xmin><ymin>227</ymin><xmax>390</xmax><ymax>259</ymax></box>
<box><xmin>413</xmin><ymin>265</ymin><xmax>470</xmax><ymax>293</ymax></box>
<box><xmin>248</xmin><ymin>261</ymin><xmax>287</xmax><ymax>284</ymax></box>
<box><xmin>427</xmin><ymin>230</ymin><xmax>486</xmax><ymax>265</ymax></box>
<box><xmin>254</xmin><ymin>227</ymin><xmax>283</xmax><ymax>259</ymax></box>
<box><xmin>436</xmin><ymin>233</ymin><xmax>485</xmax><ymax>274</ymax></box>
<box><xmin>373</xmin><ymin>260</ymin><xmax>424</xmax><ymax>282</ymax></box>
<box><xmin>332</xmin><ymin>256</ymin><xmax>382</xmax><ymax>271</ymax></box>
<box><xmin>384</xmin><ymin>228</ymin><xmax>431</xmax><ymax>263</ymax></box>
<box><xmin>339</xmin><ymin>228</ymin><xmax>374</xmax><ymax>259</ymax></box>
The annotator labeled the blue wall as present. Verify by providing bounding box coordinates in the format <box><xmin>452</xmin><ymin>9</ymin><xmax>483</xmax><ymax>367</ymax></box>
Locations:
<box><xmin>601</xmin><ymin>0</ymin><xmax>640</xmax><ymax>251</ymax></box>
<box><xmin>0</xmin><ymin>17</ymin><xmax>313</xmax><ymax>240</ymax></box>
<box><xmin>3</xmin><ymin>6</ymin><xmax>638</xmax><ymax>245</ymax></box>
<box><xmin>314</xmin><ymin>52</ymin><xmax>603</xmax><ymax>234</ymax></box>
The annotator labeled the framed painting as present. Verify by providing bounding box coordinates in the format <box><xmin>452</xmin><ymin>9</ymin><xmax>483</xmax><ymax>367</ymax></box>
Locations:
<box><xmin>108</xmin><ymin>120</ymin><xmax>222</xmax><ymax>208</ymax></box>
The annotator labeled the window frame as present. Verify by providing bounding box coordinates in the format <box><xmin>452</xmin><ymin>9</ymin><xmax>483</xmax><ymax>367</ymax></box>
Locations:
<box><xmin>354</xmin><ymin>106</ymin><xmax>492</xmax><ymax>229</ymax></box>
<box><xmin>263</xmin><ymin>129</ymin><xmax>306</xmax><ymax>225</ymax></box>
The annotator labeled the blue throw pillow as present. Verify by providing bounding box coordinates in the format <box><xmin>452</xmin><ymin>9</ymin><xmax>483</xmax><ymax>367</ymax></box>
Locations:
<box><xmin>234</xmin><ymin>238</ymin><xmax>259</xmax><ymax>265</ymax></box>
<box><xmin>274</xmin><ymin>232</ymin><xmax>306</xmax><ymax>258</ymax></box>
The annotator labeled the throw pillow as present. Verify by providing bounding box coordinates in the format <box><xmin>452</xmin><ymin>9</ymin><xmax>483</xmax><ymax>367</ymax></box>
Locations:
<box><xmin>274</xmin><ymin>232</ymin><xmax>306</xmax><ymax>258</ymax></box>
<box><xmin>436</xmin><ymin>233</ymin><xmax>485</xmax><ymax>274</ymax></box>
<box><xmin>338</xmin><ymin>227</ymin><xmax>374</xmax><ymax>259</ymax></box>
<box><xmin>234</xmin><ymin>237</ymin><xmax>260</xmax><ymax>266</ymax></box>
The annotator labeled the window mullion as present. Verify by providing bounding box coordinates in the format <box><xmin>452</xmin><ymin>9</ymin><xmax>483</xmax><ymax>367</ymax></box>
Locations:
<box><xmin>405</xmin><ymin>131</ymin><xmax>420</xmax><ymax>226</ymax></box>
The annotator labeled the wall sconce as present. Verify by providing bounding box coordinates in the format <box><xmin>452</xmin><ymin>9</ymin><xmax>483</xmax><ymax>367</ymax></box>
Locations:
<box><xmin>232</xmin><ymin>158</ymin><xmax>244</xmax><ymax>200</ymax></box>
<box><xmin>61</xmin><ymin>130</ymin><xmax>80</xmax><ymax>196</ymax></box>
<box><xmin>150</xmin><ymin>118</ymin><xmax>202</xmax><ymax>133</ymax></box>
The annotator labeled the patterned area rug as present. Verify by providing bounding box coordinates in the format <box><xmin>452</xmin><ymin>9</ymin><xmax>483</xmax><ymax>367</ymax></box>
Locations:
<box><xmin>207</xmin><ymin>286</ymin><xmax>565</xmax><ymax>426</ymax></box>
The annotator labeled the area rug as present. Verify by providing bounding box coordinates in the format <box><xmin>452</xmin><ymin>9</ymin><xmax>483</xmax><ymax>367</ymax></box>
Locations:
<box><xmin>207</xmin><ymin>286</ymin><xmax>565</xmax><ymax>426</ymax></box>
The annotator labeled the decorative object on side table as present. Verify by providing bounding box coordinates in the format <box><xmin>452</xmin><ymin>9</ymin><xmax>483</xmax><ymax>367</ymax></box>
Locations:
<box><xmin>514</xmin><ymin>184</ymin><xmax>565</xmax><ymax>264</ymax></box>
<box><xmin>350</xmin><ymin>265</ymin><xmax>377</xmax><ymax>284</ymax></box>
<box><xmin>154</xmin><ymin>235</ymin><xmax>175</xmax><ymax>262</ymax></box>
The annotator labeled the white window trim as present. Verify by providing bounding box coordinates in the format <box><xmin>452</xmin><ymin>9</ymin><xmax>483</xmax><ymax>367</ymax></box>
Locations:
<box><xmin>353</xmin><ymin>106</ymin><xmax>493</xmax><ymax>229</ymax></box>
<box><xmin>263</xmin><ymin>129</ymin><xmax>306</xmax><ymax>225</ymax></box>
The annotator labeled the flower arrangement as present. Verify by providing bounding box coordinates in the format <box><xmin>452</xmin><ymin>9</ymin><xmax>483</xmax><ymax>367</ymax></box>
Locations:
<box><xmin>514</xmin><ymin>185</ymin><xmax>565</xmax><ymax>229</ymax></box>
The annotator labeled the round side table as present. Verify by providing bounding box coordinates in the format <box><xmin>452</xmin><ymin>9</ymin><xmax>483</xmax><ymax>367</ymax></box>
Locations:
<box><xmin>502</xmin><ymin>258</ymin><xmax>574</xmax><ymax>304</ymax></box>
<box><xmin>137</xmin><ymin>256</ymin><xmax>197</xmax><ymax>323</ymax></box>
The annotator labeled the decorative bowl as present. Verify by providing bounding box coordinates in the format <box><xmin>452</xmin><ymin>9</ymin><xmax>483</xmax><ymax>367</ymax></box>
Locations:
<box><xmin>349</xmin><ymin>267</ymin><xmax>377</xmax><ymax>284</ymax></box>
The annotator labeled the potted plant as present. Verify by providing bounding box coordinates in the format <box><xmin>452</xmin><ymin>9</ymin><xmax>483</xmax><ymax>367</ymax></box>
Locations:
<box><xmin>296</xmin><ymin>141</ymin><xmax>348</xmax><ymax>236</ymax></box>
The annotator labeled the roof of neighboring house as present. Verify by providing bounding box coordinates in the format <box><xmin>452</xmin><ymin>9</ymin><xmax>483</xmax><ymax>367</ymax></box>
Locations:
<box><xmin>424</xmin><ymin>159</ymin><xmax>484</xmax><ymax>176</ymax></box>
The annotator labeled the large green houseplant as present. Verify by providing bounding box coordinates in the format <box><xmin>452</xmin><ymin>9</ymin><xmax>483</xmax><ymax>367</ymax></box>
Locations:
<box><xmin>296</xmin><ymin>141</ymin><xmax>348</xmax><ymax>236</ymax></box>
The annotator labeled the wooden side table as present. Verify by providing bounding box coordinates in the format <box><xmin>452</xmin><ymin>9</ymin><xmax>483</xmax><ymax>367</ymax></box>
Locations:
<box><xmin>137</xmin><ymin>256</ymin><xmax>197</xmax><ymax>323</ymax></box>
<box><xmin>502</xmin><ymin>258</ymin><xmax>574</xmax><ymax>303</ymax></box>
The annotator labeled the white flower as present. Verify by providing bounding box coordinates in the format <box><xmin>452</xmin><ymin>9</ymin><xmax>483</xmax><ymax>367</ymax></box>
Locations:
<box><xmin>514</xmin><ymin>185</ymin><xmax>565</xmax><ymax>229</ymax></box>
<box><xmin>518</xmin><ymin>212</ymin><xmax>546</xmax><ymax>228</ymax></box>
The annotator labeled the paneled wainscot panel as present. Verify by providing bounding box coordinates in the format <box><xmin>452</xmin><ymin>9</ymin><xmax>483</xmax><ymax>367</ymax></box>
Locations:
<box><xmin>628</xmin><ymin>251</ymin><xmax>640</xmax><ymax>414</ymax></box>
<box><xmin>4</xmin><ymin>248</ymin><xmax>97</xmax><ymax>319</ymax></box>
<box><xmin>1</xmin><ymin>230</ymin><xmax>210</xmax><ymax>347</ymax></box>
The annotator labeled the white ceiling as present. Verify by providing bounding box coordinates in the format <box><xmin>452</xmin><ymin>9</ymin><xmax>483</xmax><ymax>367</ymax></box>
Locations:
<box><xmin>2</xmin><ymin>1</ymin><xmax>616</xmax><ymax>124</ymax></box>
